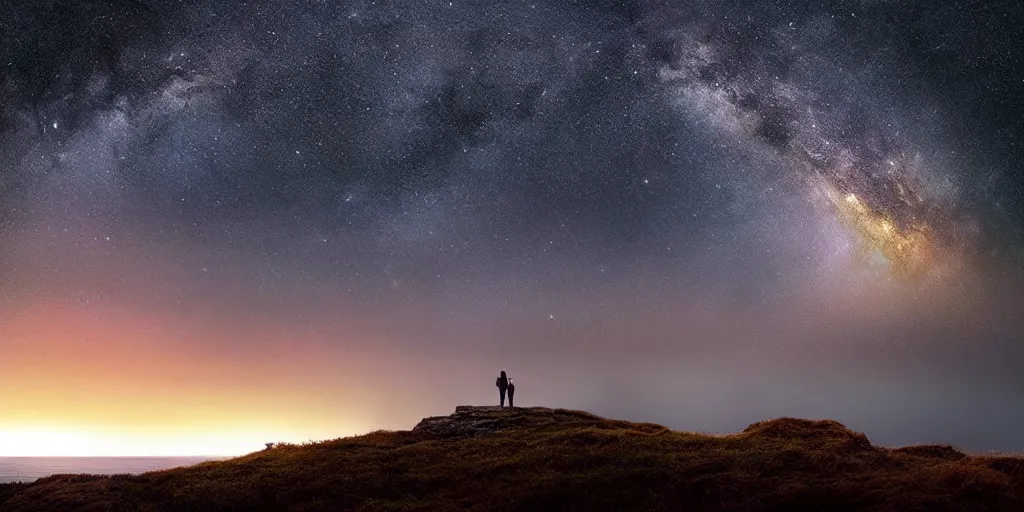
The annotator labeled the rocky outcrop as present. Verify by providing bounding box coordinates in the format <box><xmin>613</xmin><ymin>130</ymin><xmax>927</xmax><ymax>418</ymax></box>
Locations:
<box><xmin>412</xmin><ymin>406</ymin><xmax>669</xmax><ymax>439</ymax></box>
<box><xmin>413</xmin><ymin>406</ymin><xmax>554</xmax><ymax>438</ymax></box>
<box><xmin>412</xmin><ymin>406</ymin><xmax>509</xmax><ymax>438</ymax></box>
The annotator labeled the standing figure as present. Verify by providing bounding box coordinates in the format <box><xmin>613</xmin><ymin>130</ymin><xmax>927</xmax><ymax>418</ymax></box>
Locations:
<box><xmin>507</xmin><ymin>379</ymin><xmax>515</xmax><ymax>408</ymax></box>
<box><xmin>495</xmin><ymin>370</ymin><xmax>509</xmax><ymax>407</ymax></box>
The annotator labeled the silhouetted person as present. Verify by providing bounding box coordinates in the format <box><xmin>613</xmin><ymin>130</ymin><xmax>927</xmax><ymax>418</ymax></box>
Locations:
<box><xmin>507</xmin><ymin>379</ymin><xmax>515</xmax><ymax>408</ymax></box>
<box><xmin>495</xmin><ymin>370</ymin><xmax>509</xmax><ymax>407</ymax></box>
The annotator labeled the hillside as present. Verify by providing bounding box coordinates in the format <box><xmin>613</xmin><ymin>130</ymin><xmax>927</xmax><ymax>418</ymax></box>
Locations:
<box><xmin>1</xmin><ymin>406</ymin><xmax>1022</xmax><ymax>511</ymax></box>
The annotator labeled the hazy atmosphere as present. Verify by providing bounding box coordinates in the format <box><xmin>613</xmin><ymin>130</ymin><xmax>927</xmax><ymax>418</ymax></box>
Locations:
<box><xmin>2</xmin><ymin>0</ymin><xmax>1023</xmax><ymax>456</ymax></box>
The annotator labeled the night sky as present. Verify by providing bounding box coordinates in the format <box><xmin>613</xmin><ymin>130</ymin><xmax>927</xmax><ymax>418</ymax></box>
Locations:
<box><xmin>2</xmin><ymin>0</ymin><xmax>1023</xmax><ymax>456</ymax></box>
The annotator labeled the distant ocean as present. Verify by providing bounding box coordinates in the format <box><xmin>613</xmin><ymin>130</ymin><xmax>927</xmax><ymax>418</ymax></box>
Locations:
<box><xmin>0</xmin><ymin>457</ymin><xmax>227</xmax><ymax>484</ymax></box>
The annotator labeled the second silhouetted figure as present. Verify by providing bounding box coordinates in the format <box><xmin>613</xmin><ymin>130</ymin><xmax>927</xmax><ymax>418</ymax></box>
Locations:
<box><xmin>508</xmin><ymin>379</ymin><xmax>515</xmax><ymax>408</ymax></box>
<box><xmin>495</xmin><ymin>370</ymin><xmax>509</xmax><ymax>407</ymax></box>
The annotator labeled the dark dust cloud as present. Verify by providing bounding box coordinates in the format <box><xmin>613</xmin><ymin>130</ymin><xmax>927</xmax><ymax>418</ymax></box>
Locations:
<box><xmin>2</xmin><ymin>0</ymin><xmax>1023</xmax><ymax>451</ymax></box>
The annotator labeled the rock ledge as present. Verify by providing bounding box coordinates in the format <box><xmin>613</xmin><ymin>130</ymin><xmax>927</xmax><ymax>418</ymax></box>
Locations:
<box><xmin>412</xmin><ymin>406</ymin><xmax>603</xmax><ymax>438</ymax></box>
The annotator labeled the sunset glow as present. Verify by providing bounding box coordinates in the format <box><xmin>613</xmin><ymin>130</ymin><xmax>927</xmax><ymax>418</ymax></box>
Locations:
<box><xmin>0</xmin><ymin>301</ymin><xmax>377</xmax><ymax>456</ymax></box>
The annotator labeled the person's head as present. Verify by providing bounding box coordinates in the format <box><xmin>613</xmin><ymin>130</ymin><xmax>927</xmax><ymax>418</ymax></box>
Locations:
<box><xmin>500</xmin><ymin>370</ymin><xmax>506</xmax><ymax>378</ymax></box>
<box><xmin>509</xmin><ymin>379</ymin><xmax>513</xmax><ymax>385</ymax></box>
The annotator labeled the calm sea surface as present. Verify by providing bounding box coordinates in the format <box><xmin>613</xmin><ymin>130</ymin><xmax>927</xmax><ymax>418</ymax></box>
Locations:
<box><xmin>0</xmin><ymin>457</ymin><xmax>227</xmax><ymax>483</ymax></box>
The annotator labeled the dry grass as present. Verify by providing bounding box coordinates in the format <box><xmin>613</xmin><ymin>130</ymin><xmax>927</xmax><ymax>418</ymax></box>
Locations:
<box><xmin>1</xmin><ymin>407</ymin><xmax>1021</xmax><ymax>511</ymax></box>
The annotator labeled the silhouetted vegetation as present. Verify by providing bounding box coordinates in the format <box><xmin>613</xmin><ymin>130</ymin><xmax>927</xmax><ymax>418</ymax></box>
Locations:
<box><xmin>1</xmin><ymin>407</ymin><xmax>1022</xmax><ymax>511</ymax></box>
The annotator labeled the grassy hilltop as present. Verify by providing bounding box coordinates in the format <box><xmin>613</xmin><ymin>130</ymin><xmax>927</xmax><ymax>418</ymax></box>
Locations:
<box><xmin>1</xmin><ymin>406</ymin><xmax>1022</xmax><ymax>511</ymax></box>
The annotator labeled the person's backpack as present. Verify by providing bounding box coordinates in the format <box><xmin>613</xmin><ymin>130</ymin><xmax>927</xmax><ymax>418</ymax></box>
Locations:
<box><xmin>496</xmin><ymin>377</ymin><xmax>501</xmax><ymax>388</ymax></box>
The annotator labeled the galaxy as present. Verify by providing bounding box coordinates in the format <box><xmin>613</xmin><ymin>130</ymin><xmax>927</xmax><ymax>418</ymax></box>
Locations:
<box><xmin>1</xmin><ymin>0</ymin><xmax>1023</xmax><ymax>456</ymax></box>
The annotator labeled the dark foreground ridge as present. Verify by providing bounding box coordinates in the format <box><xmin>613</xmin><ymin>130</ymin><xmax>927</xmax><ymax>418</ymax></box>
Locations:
<box><xmin>2</xmin><ymin>406</ymin><xmax>1022</xmax><ymax>511</ymax></box>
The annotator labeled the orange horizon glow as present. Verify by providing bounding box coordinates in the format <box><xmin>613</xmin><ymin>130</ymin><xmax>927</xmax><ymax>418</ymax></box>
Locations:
<box><xmin>0</xmin><ymin>300</ymin><xmax>385</xmax><ymax>457</ymax></box>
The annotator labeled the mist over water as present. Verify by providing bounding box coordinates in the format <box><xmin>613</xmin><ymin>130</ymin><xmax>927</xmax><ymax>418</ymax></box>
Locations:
<box><xmin>0</xmin><ymin>457</ymin><xmax>224</xmax><ymax>484</ymax></box>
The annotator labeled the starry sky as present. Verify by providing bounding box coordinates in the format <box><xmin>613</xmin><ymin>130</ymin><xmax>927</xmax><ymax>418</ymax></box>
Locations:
<box><xmin>1</xmin><ymin>0</ymin><xmax>1023</xmax><ymax>456</ymax></box>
